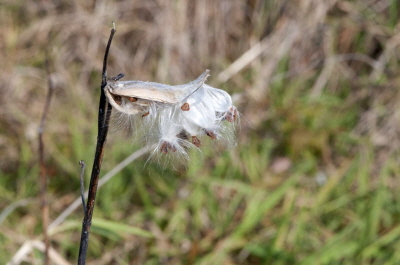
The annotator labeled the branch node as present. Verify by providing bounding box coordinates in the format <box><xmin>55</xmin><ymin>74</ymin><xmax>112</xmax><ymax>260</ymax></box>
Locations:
<box><xmin>108</xmin><ymin>73</ymin><xmax>125</xmax><ymax>82</ymax></box>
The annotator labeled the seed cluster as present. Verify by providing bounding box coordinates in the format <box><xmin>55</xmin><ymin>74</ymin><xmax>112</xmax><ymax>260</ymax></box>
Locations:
<box><xmin>105</xmin><ymin>70</ymin><xmax>238</xmax><ymax>159</ymax></box>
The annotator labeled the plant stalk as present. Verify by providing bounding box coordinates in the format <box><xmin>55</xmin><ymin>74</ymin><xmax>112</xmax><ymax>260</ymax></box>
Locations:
<box><xmin>77</xmin><ymin>24</ymin><xmax>116</xmax><ymax>265</ymax></box>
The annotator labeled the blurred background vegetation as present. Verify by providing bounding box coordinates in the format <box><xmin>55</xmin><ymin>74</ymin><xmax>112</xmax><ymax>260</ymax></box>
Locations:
<box><xmin>1</xmin><ymin>0</ymin><xmax>400</xmax><ymax>264</ymax></box>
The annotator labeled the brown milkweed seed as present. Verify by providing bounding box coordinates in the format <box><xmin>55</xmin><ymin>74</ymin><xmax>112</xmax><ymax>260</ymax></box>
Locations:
<box><xmin>160</xmin><ymin>141</ymin><xmax>176</xmax><ymax>154</ymax></box>
<box><xmin>142</xmin><ymin>112</ymin><xmax>150</xmax><ymax>117</ymax></box>
<box><xmin>177</xmin><ymin>130</ymin><xmax>189</xmax><ymax>141</ymax></box>
<box><xmin>225</xmin><ymin>112</ymin><xmax>233</xmax><ymax>122</ymax></box>
<box><xmin>205</xmin><ymin>130</ymin><xmax>217</xmax><ymax>140</ymax></box>
<box><xmin>128</xmin><ymin>97</ymin><xmax>137</xmax><ymax>102</ymax></box>
<box><xmin>192</xmin><ymin>136</ymin><xmax>201</xmax><ymax>147</ymax></box>
<box><xmin>225</xmin><ymin>107</ymin><xmax>238</xmax><ymax>122</ymax></box>
<box><xmin>181</xmin><ymin>103</ymin><xmax>190</xmax><ymax>111</ymax></box>
<box><xmin>113</xmin><ymin>95</ymin><xmax>122</xmax><ymax>105</ymax></box>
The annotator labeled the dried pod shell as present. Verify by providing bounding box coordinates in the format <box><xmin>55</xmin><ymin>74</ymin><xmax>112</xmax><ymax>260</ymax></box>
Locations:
<box><xmin>103</xmin><ymin>69</ymin><xmax>238</xmax><ymax>161</ymax></box>
<box><xmin>105</xmin><ymin>70</ymin><xmax>210</xmax><ymax>115</ymax></box>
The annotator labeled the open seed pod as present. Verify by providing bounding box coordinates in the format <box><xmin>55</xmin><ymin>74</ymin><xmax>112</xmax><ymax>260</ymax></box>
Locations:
<box><xmin>104</xmin><ymin>70</ymin><xmax>238</xmax><ymax>159</ymax></box>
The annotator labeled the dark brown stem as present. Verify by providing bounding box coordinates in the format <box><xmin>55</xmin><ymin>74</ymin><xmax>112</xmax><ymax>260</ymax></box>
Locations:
<box><xmin>77</xmin><ymin>24</ymin><xmax>116</xmax><ymax>265</ymax></box>
<box><xmin>39</xmin><ymin>58</ymin><xmax>55</xmax><ymax>265</ymax></box>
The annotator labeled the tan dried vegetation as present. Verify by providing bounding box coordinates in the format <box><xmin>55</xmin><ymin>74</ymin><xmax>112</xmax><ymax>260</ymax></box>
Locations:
<box><xmin>1</xmin><ymin>0</ymin><xmax>400</xmax><ymax>264</ymax></box>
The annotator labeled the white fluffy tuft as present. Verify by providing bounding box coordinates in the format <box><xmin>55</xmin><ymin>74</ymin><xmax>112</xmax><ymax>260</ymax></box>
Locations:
<box><xmin>105</xmin><ymin>70</ymin><xmax>238</xmax><ymax>164</ymax></box>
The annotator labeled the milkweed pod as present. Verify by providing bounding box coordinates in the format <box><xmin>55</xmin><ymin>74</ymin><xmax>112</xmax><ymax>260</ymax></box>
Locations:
<box><xmin>104</xmin><ymin>70</ymin><xmax>210</xmax><ymax>114</ymax></box>
<box><xmin>104</xmin><ymin>69</ymin><xmax>238</xmax><ymax>162</ymax></box>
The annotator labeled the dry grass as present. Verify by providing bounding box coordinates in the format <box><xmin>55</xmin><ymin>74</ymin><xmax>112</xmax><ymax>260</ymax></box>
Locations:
<box><xmin>1</xmin><ymin>0</ymin><xmax>400</xmax><ymax>264</ymax></box>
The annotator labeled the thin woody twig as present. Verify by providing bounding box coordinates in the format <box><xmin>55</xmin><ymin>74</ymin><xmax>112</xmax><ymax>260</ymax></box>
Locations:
<box><xmin>77</xmin><ymin>23</ymin><xmax>117</xmax><ymax>265</ymax></box>
<box><xmin>8</xmin><ymin>147</ymin><xmax>151</xmax><ymax>265</ymax></box>
<box><xmin>39</xmin><ymin>57</ymin><xmax>55</xmax><ymax>265</ymax></box>
<box><xmin>79</xmin><ymin>161</ymin><xmax>86</xmax><ymax>215</ymax></box>
<box><xmin>49</xmin><ymin>146</ymin><xmax>150</xmax><ymax>231</ymax></box>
